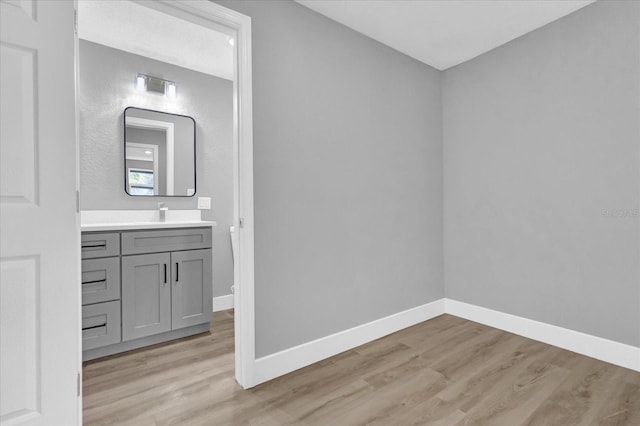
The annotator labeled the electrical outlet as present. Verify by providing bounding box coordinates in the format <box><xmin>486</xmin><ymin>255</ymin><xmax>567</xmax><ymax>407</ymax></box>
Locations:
<box><xmin>197</xmin><ymin>197</ymin><xmax>211</xmax><ymax>210</ymax></box>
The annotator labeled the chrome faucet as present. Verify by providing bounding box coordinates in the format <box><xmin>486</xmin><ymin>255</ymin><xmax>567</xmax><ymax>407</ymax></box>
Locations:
<box><xmin>158</xmin><ymin>202</ymin><xmax>168</xmax><ymax>222</ymax></box>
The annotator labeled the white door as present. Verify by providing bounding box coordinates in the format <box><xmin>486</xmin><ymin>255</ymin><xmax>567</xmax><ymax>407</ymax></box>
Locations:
<box><xmin>1</xmin><ymin>0</ymin><xmax>80</xmax><ymax>424</ymax></box>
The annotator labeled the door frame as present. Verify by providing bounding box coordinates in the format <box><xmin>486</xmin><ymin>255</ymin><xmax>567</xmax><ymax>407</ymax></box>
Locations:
<box><xmin>76</xmin><ymin>0</ymin><xmax>256</xmax><ymax>388</ymax></box>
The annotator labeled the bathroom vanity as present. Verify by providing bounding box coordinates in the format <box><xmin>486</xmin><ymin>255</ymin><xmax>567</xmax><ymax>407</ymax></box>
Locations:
<box><xmin>80</xmin><ymin>211</ymin><xmax>215</xmax><ymax>361</ymax></box>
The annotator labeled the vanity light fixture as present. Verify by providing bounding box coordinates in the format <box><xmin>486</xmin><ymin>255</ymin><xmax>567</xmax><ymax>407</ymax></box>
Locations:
<box><xmin>134</xmin><ymin>73</ymin><xmax>177</xmax><ymax>98</ymax></box>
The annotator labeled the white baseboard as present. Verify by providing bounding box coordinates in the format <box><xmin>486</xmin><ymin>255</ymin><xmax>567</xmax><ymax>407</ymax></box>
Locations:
<box><xmin>444</xmin><ymin>299</ymin><xmax>640</xmax><ymax>372</ymax></box>
<box><xmin>250</xmin><ymin>297</ymin><xmax>639</xmax><ymax>386</ymax></box>
<box><xmin>253</xmin><ymin>299</ymin><xmax>446</xmax><ymax>385</ymax></box>
<box><xmin>212</xmin><ymin>294</ymin><xmax>234</xmax><ymax>312</ymax></box>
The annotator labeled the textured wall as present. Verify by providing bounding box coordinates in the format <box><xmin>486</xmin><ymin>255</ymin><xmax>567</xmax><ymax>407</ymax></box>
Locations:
<box><xmin>79</xmin><ymin>40</ymin><xmax>234</xmax><ymax>298</ymax></box>
<box><xmin>443</xmin><ymin>1</ymin><xmax>640</xmax><ymax>346</ymax></box>
<box><xmin>216</xmin><ymin>0</ymin><xmax>443</xmax><ymax>358</ymax></box>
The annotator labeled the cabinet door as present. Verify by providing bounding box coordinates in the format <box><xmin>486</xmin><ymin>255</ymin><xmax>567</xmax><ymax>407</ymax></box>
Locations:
<box><xmin>122</xmin><ymin>253</ymin><xmax>171</xmax><ymax>341</ymax></box>
<box><xmin>171</xmin><ymin>249</ymin><xmax>213</xmax><ymax>330</ymax></box>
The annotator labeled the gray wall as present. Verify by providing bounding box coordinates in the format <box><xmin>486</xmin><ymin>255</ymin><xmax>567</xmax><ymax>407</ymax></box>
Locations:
<box><xmin>216</xmin><ymin>0</ymin><xmax>443</xmax><ymax>357</ymax></box>
<box><xmin>79</xmin><ymin>40</ymin><xmax>235</xmax><ymax>298</ymax></box>
<box><xmin>443</xmin><ymin>1</ymin><xmax>640</xmax><ymax>346</ymax></box>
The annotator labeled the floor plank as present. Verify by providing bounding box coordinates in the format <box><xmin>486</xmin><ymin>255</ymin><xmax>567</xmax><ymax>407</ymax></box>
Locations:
<box><xmin>83</xmin><ymin>311</ymin><xmax>640</xmax><ymax>425</ymax></box>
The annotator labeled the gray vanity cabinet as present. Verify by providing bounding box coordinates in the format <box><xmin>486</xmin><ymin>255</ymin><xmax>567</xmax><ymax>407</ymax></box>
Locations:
<box><xmin>121</xmin><ymin>252</ymin><xmax>172</xmax><ymax>341</ymax></box>
<box><xmin>82</xmin><ymin>226</ymin><xmax>213</xmax><ymax>361</ymax></box>
<box><xmin>171</xmin><ymin>249</ymin><xmax>213</xmax><ymax>329</ymax></box>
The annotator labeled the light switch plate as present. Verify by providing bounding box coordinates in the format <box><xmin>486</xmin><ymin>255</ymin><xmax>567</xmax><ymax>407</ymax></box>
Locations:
<box><xmin>197</xmin><ymin>197</ymin><xmax>211</xmax><ymax>210</ymax></box>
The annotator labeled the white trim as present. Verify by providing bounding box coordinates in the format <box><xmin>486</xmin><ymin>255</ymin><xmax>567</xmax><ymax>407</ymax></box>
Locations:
<box><xmin>253</xmin><ymin>300</ymin><xmax>446</xmax><ymax>386</ymax></box>
<box><xmin>251</xmin><ymin>298</ymin><xmax>639</xmax><ymax>387</ymax></box>
<box><xmin>135</xmin><ymin>0</ymin><xmax>256</xmax><ymax>389</ymax></box>
<box><xmin>444</xmin><ymin>299</ymin><xmax>640</xmax><ymax>372</ymax></box>
<box><xmin>225</xmin><ymin>4</ymin><xmax>256</xmax><ymax>391</ymax></box>
<box><xmin>74</xmin><ymin>2</ymin><xmax>83</xmax><ymax>424</ymax></box>
<box><xmin>212</xmin><ymin>294</ymin><xmax>234</xmax><ymax>312</ymax></box>
<box><xmin>125</xmin><ymin>115</ymin><xmax>175</xmax><ymax>195</ymax></box>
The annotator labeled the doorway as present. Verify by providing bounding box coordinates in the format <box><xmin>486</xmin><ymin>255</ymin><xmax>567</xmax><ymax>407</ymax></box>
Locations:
<box><xmin>77</xmin><ymin>0</ymin><xmax>254</xmax><ymax>391</ymax></box>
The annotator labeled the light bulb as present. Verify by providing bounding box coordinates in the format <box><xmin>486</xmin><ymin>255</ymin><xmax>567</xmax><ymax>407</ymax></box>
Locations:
<box><xmin>135</xmin><ymin>74</ymin><xmax>146</xmax><ymax>91</ymax></box>
<box><xmin>165</xmin><ymin>82</ymin><xmax>176</xmax><ymax>98</ymax></box>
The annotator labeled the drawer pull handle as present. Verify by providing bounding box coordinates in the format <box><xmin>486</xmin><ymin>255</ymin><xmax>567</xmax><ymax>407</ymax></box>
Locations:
<box><xmin>82</xmin><ymin>243</ymin><xmax>107</xmax><ymax>251</ymax></box>
<box><xmin>164</xmin><ymin>264</ymin><xmax>167</xmax><ymax>284</ymax></box>
<box><xmin>82</xmin><ymin>323</ymin><xmax>107</xmax><ymax>331</ymax></box>
<box><xmin>82</xmin><ymin>242</ymin><xmax>106</xmax><ymax>248</ymax></box>
<box><xmin>82</xmin><ymin>279</ymin><xmax>107</xmax><ymax>286</ymax></box>
<box><xmin>176</xmin><ymin>262</ymin><xmax>179</xmax><ymax>282</ymax></box>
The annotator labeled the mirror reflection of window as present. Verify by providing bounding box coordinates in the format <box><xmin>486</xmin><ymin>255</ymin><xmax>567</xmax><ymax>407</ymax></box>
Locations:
<box><xmin>125</xmin><ymin>142</ymin><xmax>159</xmax><ymax>195</ymax></box>
<box><xmin>128</xmin><ymin>168</ymin><xmax>155</xmax><ymax>196</ymax></box>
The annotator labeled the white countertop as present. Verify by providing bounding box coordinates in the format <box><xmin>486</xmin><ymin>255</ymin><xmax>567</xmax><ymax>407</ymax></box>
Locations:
<box><xmin>81</xmin><ymin>220</ymin><xmax>216</xmax><ymax>232</ymax></box>
<box><xmin>80</xmin><ymin>210</ymin><xmax>216</xmax><ymax>232</ymax></box>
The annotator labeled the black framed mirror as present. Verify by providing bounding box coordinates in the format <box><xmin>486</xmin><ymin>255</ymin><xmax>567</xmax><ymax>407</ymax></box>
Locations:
<box><xmin>124</xmin><ymin>107</ymin><xmax>196</xmax><ymax>197</ymax></box>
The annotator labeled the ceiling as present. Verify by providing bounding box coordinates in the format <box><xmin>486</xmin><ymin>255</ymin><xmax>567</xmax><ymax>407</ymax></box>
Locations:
<box><xmin>78</xmin><ymin>1</ymin><xmax>234</xmax><ymax>80</ymax></box>
<box><xmin>295</xmin><ymin>0</ymin><xmax>596</xmax><ymax>70</ymax></box>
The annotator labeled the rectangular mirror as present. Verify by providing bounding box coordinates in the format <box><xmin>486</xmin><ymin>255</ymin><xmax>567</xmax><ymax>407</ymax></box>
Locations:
<box><xmin>124</xmin><ymin>107</ymin><xmax>196</xmax><ymax>197</ymax></box>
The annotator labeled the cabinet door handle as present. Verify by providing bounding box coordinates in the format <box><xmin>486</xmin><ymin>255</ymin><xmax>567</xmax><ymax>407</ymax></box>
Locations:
<box><xmin>164</xmin><ymin>263</ymin><xmax>167</xmax><ymax>284</ymax></box>
<box><xmin>176</xmin><ymin>262</ymin><xmax>179</xmax><ymax>282</ymax></box>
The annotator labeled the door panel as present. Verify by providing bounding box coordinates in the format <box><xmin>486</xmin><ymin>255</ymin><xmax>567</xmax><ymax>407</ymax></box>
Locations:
<box><xmin>0</xmin><ymin>0</ymin><xmax>79</xmax><ymax>424</ymax></box>
<box><xmin>122</xmin><ymin>253</ymin><xmax>171</xmax><ymax>341</ymax></box>
<box><xmin>171</xmin><ymin>249</ymin><xmax>212</xmax><ymax>329</ymax></box>
<box><xmin>0</xmin><ymin>42</ymin><xmax>37</xmax><ymax>204</ymax></box>
<box><xmin>0</xmin><ymin>257</ymin><xmax>39</xmax><ymax>422</ymax></box>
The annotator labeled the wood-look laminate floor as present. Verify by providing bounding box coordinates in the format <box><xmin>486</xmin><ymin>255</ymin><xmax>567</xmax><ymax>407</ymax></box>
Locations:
<box><xmin>83</xmin><ymin>310</ymin><xmax>640</xmax><ymax>425</ymax></box>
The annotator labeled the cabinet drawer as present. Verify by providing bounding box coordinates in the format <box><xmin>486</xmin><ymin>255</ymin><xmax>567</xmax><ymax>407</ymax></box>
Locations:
<box><xmin>82</xmin><ymin>233</ymin><xmax>120</xmax><ymax>259</ymax></box>
<box><xmin>121</xmin><ymin>228</ymin><xmax>212</xmax><ymax>255</ymax></box>
<box><xmin>82</xmin><ymin>301</ymin><xmax>121</xmax><ymax>351</ymax></box>
<box><xmin>81</xmin><ymin>257</ymin><xmax>120</xmax><ymax>305</ymax></box>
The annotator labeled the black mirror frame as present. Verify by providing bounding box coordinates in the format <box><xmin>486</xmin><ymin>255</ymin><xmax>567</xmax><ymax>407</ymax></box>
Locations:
<box><xmin>124</xmin><ymin>106</ymin><xmax>197</xmax><ymax>197</ymax></box>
